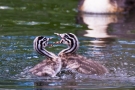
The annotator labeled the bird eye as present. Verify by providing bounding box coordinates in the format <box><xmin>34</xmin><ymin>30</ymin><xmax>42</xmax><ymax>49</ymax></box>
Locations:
<box><xmin>44</xmin><ymin>43</ymin><xmax>46</xmax><ymax>46</ymax></box>
<box><xmin>42</xmin><ymin>41</ymin><xmax>47</xmax><ymax>46</ymax></box>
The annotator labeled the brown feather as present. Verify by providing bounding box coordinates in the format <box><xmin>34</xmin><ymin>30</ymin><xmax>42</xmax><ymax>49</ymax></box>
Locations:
<box><xmin>29</xmin><ymin>58</ymin><xmax>61</xmax><ymax>77</ymax></box>
<box><xmin>60</xmin><ymin>53</ymin><xmax>108</xmax><ymax>75</ymax></box>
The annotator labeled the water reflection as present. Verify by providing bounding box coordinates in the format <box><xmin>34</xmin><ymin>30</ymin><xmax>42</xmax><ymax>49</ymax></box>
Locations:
<box><xmin>76</xmin><ymin>12</ymin><xmax>135</xmax><ymax>47</ymax></box>
<box><xmin>13</xmin><ymin>21</ymin><xmax>50</xmax><ymax>25</ymax></box>
<box><xmin>0</xmin><ymin>6</ymin><xmax>13</xmax><ymax>10</ymax></box>
<box><xmin>76</xmin><ymin>13</ymin><xmax>117</xmax><ymax>47</ymax></box>
<box><xmin>28</xmin><ymin>74</ymin><xmax>135</xmax><ymax>90</ymax></box>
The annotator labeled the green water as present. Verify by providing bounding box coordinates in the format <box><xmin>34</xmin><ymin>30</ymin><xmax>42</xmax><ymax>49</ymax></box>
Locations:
<box><xmin>0</xmin><ymin>0</ymin><xmax>135</xmax><ymax>89</ymax></box>
<box><xmin>0</xmin><ymin>0</ymin><xmax>79</xmax><ymax>35</ymax></box>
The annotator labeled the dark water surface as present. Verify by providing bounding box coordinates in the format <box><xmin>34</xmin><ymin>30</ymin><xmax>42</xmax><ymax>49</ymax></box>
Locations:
<box><xmin>0</xmin><ymin>0</ymin><xmax>135</xmax><ymax>90</ymax></box>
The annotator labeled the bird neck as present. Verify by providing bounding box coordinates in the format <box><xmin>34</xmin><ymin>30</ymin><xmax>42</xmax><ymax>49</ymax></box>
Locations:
<box><xmin>39</xmin><ymin>47</ymin><xmax>57</xmax><ymax>59</ymax></box>
<box><xmin>58</xmin><ymin>43</ymin><xmax>79</xmax><ymax>56</ymax></box>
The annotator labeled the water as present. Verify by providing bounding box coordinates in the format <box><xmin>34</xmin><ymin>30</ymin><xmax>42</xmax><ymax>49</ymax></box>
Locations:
<box><xmin>0</xmin><ymin>0</ymin><xmax>135</xmax><ymax>89</ymax></box>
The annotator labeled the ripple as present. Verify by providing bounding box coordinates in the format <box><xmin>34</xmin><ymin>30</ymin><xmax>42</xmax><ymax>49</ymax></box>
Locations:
<box><xmin>131</xmin><ymin>55</ymin><xmax>135</xmax><ymax>58</ymax></box>
<box><xmin>13</xmin><ymin>21</ymin><xmax>50</xmax><ymax>25</ymax></box>
<box><xmin>0</xmin><ymin>6</ymin><xmax>27</xmax><ymax>10</ymax></box>
<box><xmin>0</xmin><ymin>6</ymin><xmax>13</xmax><ymax>10</ymax></box>
<box><xmin>118</xmin><ymin>40</ymin><xmax>135</xmax><ymax>45</ymax></box>
<box><xmin>60</xmin><ymin>23</ymin><xmax>73</xmax><ymax>26</ymax></box>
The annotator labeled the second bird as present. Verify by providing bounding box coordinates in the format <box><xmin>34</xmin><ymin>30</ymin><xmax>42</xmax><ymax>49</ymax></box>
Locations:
<box><xmin>55</xmin><ymin>33</ymin><xmax>108</xmax><ymax>75</ymax></box>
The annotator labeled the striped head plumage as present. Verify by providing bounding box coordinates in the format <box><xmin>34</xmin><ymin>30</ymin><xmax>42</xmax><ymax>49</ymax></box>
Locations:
<box><xmin>33</xmin><ymin>36</ymin><xmax>56</xmax><ymax>59</ymax></box>
<box><xmin>54</xmin><ymin>33</ymin><xmax>79</xmax><ymax>55</ymax></box>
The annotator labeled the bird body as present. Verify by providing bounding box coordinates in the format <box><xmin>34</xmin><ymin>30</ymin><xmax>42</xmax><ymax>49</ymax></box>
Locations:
<box><xmin>59</xmin><ymin>52</ymin><xmax>108</xmax><ymax>75</ymax></box>
<box><xmin>29</xmin><ymin>36</ymin><xmax>62</xmax><ymax>77</ymax></box>
<box><xmin>29</xmin><ymin>57</ymin><xmax>61</xmax><ymax>77</ymax></box>
<box><xmin>55</xmin><ymin>33</ymin><xmax>108</xmax><ymax>75</ymax></box>
<box><xmin>78</xmin><ymin>0</ymin><xmax>135</xmax><ymax>14</ymax></box>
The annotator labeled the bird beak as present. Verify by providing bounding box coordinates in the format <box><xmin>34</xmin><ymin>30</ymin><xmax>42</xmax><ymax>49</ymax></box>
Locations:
<box><xmin>59</xmin><ymin>39</ymin><xmax>64</xmax><ymax>43</ymax></box>
<box><xmin>46</xmin><ymin>37</ymin><xmax>52</xmax><ymax>41</ymax></box>
<box><xmin>47</xmin><ymin>37</ymin><xmax>53</xmax><ymax>47</ymax></box>
<box><xmin>54</xmin><ymin>33</ymin><xmax>65</xmax><ymax>44</ymax></box>
<box><xmin>54</xmin><ymin>33</ymin><xmax>60</xmax><ymax>36</ymax></box>
<box><xmin>54</xmin><ymin>33</ymin><xmax>65</xmax><ymax>39</ymax></box>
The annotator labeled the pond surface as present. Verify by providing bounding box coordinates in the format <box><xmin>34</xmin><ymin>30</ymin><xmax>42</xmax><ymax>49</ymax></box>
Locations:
<box><xmin>0</xmin><ymin>0</ymin><xmax>135</xmax><ymax>90</ymax></box>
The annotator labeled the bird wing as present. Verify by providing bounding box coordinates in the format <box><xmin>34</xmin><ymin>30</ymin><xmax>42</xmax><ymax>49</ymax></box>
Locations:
<box><xmin>77</xmin><ymin>57</ymin><xmax>108</xmax><ymax>75</ymax></box>
<box><xmin>29</xmin><ymin>59</ymin><xmax>56</xmax><ymax>76</ymax></box>
<box><xmin>69</xmin><ymin>55</ymin><xmax>107</xmax><ymax>75</ymax></box>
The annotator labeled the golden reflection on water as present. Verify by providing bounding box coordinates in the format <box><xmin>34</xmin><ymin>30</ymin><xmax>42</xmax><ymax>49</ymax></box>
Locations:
<box><xmin>76</xmin><ymin>13</ymin><xmax>135</xmax><ymax>47</ymax></box>
<box><xmin>76</xmin><ymin>13</ymin><xmax>117</xmax><ymax>47</ymax></box>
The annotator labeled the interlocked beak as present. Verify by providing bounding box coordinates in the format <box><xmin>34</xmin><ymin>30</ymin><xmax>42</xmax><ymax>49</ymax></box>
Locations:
<box><xmin>54</xmin><ymin>33</ymin><xmax>65</xmax><ymax>44</ymax></box>
<box><xmin>46</xmin><ymin>37</ymin><xmax>53</xmax><ymax>47</ymax></box>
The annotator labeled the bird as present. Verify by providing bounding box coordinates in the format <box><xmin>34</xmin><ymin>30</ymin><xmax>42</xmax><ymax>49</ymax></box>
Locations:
<box><xmin>54</xmin><ymin>33</ymin><xmax>108</xmax><ymax>75</ymax></box>
<box><xmin>78</xmin><ymin>0</ymin><xmax>135</xmax><ymax>14</ymax></box>
<box><xmin>29</xmin><ymin>36</ymin><xmax>62</xmax><ymax>77</ymax></box>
